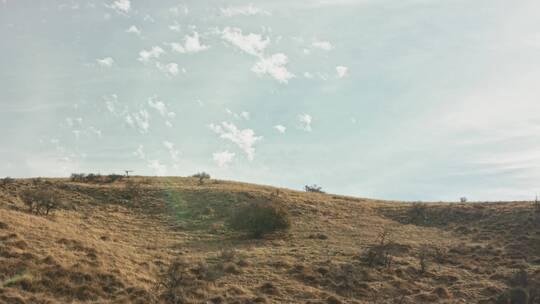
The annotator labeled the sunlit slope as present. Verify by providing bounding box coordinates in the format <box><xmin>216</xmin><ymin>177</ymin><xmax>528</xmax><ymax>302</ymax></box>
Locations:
<box><xmin>0</xmin><ymin>177</ymin><xmax>538</xmax><ymax>303</ymax></box>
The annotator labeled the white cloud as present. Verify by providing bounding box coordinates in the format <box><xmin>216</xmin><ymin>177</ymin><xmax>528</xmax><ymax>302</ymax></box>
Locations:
<box><xmin>220</xmin><ymin>4</ymin><xmax>270</xmax><ymax>17</ymax></box>
<box><xmin>170</xmin><ymin>32</ymin><xmax>209</xmax><ymax>54</ymax></box>
<box><xmin>148</xmin><ymin>95</ymin><xmax>175</xmax><ymax>119</ymax></box>
<box><xmin>169</xmin><ymin>21</ymin><xmax>181</xmax><ymax>32</ymax></box>
<box><xmin>209</xmin><ymin>122</ymin><xmax>262</xmax><ymax>160</ymax></box>
<box><xmin>274</xmin><ymin>125</ymin><xmax>286</xmax><ymax>133</ymax></box>
<box><xmin>226</xmin><ymin>109</ymin><xmax>250</xmax><ymax>120</ymax></box>
<box><xmin>336</xmin><ymin>66</ymin><xmax>349</xmax><ymax>78</ymax></box>
<box><xmin>304</xmin><ymin>72</ymin><xmax>314</xmax><ymax>79</ymax></box>
<box><xmin>126</xmin><ymin>25</ymin><xmax>141</xmax><ymax>36</ymax></box>
<box><xmin>96</xmin><ymin>57</ymin><xmax>114</xmax><ymax>68</ymax></box>
<box><xmin>133</xmin><ymin>145</ymin><xmax>145</xmax><ymax>160</ymax></box>
<box><xmin>298</xmin><ymin>114</ymin><xmax>312</xmax><ymax>132</ymax></box>
<box><xmin>138</xmin><ymin>46</ymin><xmax>164</xmax><ymax>62</ymax></box>
<box><xmin>126</xmin><ymin>109</ymin><xmax>150</xmax><ymax>133</ymax></box>
<box><xmin>221</xmin><ymin>27</ymin><xmax>269</xmax><ymax>56</ymax></box>
<box><xmin>148</xmin><ymin>159</ymin><xmax>167</xmax><ymax>176</ymax></box>
<box><xmin>106</xmin><ymin>0</ymin><xmax>130</xmax><ymax>14</ymax></box>
<box><xmin>156</xmin><ymin>62</ymin><xmax>179</xmax><ymax>76</ymax></box>
<box><xmin>163</xmin><ymin>141</ymin><xmax>180</xmax><ymax>162</ymax></box>
<box><xmin>252</xmin><ymin>53</ymin><xmax>294</xmax><ymax>83</ymax></box>
<box><xmin>213</xmin><ymin>150</ymin><xmax>235</xmax><ymax>168</ymax></box>
<box><xmin>104</xmin><ymin>94</ymin><xmax>124</xmax><ymax>116</ymax></box>
<box><xmin>312</xmin><ymin>40</ymin><xmax>333</xmax><ymax>51</ymax></box>
<box><xmin>87</xmin><ymin>126</ymin><xmax>102</xmax><ymax>138</ymax></box>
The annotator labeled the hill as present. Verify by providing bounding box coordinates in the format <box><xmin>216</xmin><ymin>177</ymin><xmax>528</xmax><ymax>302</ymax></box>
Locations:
<box><xmin>0</xmin><ymin>176</ymin><xmax>539</xmax><ymax>303</ymax></box>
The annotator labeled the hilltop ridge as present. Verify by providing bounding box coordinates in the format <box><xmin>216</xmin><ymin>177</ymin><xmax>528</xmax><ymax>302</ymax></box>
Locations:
<box><xmin>0</xmin><ymin>176</ymin><xmax>539</xmax><ymax>303</ymax></box>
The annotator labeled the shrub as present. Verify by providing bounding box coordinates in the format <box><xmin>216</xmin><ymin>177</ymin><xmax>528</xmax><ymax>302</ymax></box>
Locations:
<box><xmin>496</xmin><ymin>287</ymin><xmax>529</xmax><ymax>304</ymax></box>
<box><xmin>155</xmin><ymin>259</ymin><xmax>219</xmax><ymax>303</ymax></box>
<box><xmin>361</xmin><ymin>228</ymin><xmax>394</xmax><ymax>268</ymax></box>
<box><xmin>460</xmin><ymin>197</ymin><xmax>468</xmax><ymax>203</ymax></box>
<box><xmin>418</xmin><ymin>245</ymin><xmax>431</xmax><ymax>274</ymax></box>
<box><xmin>106</xmin><ymin>174</ymin><xmax>124</xmax><ymax>183</ymax></box>
<box><xmin>123</xmin><ymin>180</ymin><xmax>143</xmax><ymax>202</ymax></box>
<box><xmin>534</xmin><ymin>196</ymin><xmax>540</xmax><ymax>214</ymax></box>
<box><xmin>227</xmin><ymin>200</ymin><xmax>290</xmax><ymax>238</ymax></box>
<box><xmin>304</xmin><ymin>184</ymin><xmax>324</xmax><ymax>193</ymax></box>
<box><xmin>407</xmin><ymin>202</ymin><xmax>429</xmax><ymax>224</ymax></box>
<box><xmin>0</xmin><ymin>177</ymin><xmax>14</xmax><ymax>186</ymax></box>
<box><xmin>70</xmin><ymin>173</ymin><xmax>86</xmax><ymax>182</ymax></box>
<box><xmin>18</xmin><ymin>188</ymin><xmax>60</xmax><ymax>215</ymax></box>
<box><xmin>192</xmin><ymin>172</ymin><xmax>210</xmax><ymax>185</ymax></box>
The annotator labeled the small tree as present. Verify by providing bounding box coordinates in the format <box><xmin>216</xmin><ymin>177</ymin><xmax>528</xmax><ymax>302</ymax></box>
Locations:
<box><xmin>192</xmin><ymin>172</ymin><xmax>210</xmax><ymax>185</ymax></box>
<box><xmin>304</xmin><ymin>184</ymin><xmax>324</xmax><ymax>193</ymax></box>
<box><xmin>227</xmin><ymin>200</ymin><xmax>290</xmax><ymax>238</ymax></box>
<box><xmin>460</xmin><ymin>197</ymin><xmax>468</xmax><ymax>203</ymax></box>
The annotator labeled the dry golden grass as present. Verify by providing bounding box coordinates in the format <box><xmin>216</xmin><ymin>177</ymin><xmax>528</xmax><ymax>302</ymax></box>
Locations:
<box><xmin>0</xmin><ymin>177</ymin><xmax>539</xmax><ymax>303</ymax></box>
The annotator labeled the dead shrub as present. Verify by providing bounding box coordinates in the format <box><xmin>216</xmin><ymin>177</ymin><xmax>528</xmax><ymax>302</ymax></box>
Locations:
<box><xmin>361</xmin><ymin>228</ymin><xmax>394</xmax><ymax>268</ymax></box>
<box><xmin>154</xmin><ymin>259</ymin><xmax>219</xmax><ymax>303</ymax></box>
<box><xmin>418</xmin><ymin>245</ymin><xmax>431</xmax><ymax>275</ymax></box>
<box><xmin>18</xmin><ymin>188</ymin><xmax>60</xmax><ymax>215</ymax></box>
<box><xmin>227</xmin><ymin>199</ymin><xmax>290</xmax><ymax>238</ymax></box>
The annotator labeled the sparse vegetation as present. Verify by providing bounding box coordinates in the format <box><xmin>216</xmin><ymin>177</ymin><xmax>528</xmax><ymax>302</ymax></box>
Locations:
<box><xmin>18</xmin><ymin>188</ymin><xmax>60</xmax><ymax>215</ymax></box>
<box><xmin>154</xmin><ymin>258</ymin><xmax>219</xmax><ymax>303</ymax></box>
<box><xmin>1</xmin><ymin>177</ymin><xmax>540</xmax><ymax>303</ymax></box>
<box><xmin>123</xmin><ymin>180</ymin><xmax>143</xmax><ymax>202</ymax></box>
<box><xmin>304</xmin><ymin>184</ymin><xmax>324</xmax><ymax>193</ymax></box>
<box><xmin>418</xmin><ymin>245</ymin><xmax>431</xmax><ymax>274</ymax></box>
<box><xmin>361</xmin><ymin>228</ymin><xmax>394</xmax><ymax>268</ymax></box>
<box><xmin>0</xmin><ymin>176</ymin><xmax>15</xmax><ymax>186</ymax></box>
<box><xmin>227</xmin><ymin>199</ymin><xmax>290</xmax><ymax>238</ymax></box>
<box><xmin>407</xmin><ymin>202</ymin><xmax>429</xmax><ymax>224</ymax></box>
<box><xmin>70</xmin><ymin>173</ymin><xmax>124</xmax><ymax>183</ymax></box>
<box><xmin>192</xmin><ymin>172</ymin><xmax>211</xmax><ymax>185</ymax></box>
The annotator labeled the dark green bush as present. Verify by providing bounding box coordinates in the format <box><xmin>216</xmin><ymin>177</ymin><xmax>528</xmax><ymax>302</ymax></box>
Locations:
<box><xmin>227</xmin><ymin>200</ymin><xmax>290</xmax><ymax>238</ymax></box>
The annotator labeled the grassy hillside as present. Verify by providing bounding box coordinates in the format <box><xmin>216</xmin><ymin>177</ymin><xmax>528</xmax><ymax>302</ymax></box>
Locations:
<box><xmin>0</xmin><ymin>176</ymin><xmax>539</xmax><ymax>303</ymax></box>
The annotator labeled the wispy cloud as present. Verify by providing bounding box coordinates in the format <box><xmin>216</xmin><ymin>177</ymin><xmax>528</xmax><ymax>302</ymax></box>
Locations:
<box><xmin>221</xmin><ymin>27</ymin><xmax>269</xmax><ymax>56</ymax></box>
<box><xmin>96</xmin><ymin>57</ymin><xmax>114</xmax><ymax>68</ymax></box>
<box><xmin>274</xmin><ymin>125</ymin><xmax>286</xmax><ymax>133</ymax></box>
<box><xmin>213</xmin><ymin>150</ymin><xmax>235</xmax><ymax>168</ymax></box>
<box><xmin>126</xmin><ymin>25</ymin><xmax>141</xmax><ymax>36</ymax></box>
<box><xmin>298</xmin><ymin>113</ymin><xmax>312</xmax><ymax>131</ymax></box>
<box><xmin>220</xmin><ymin>4</ymin><xmax>270</xmax><ymax>17</ymax></box>
<box><xmin>336</xmin><ymin>66</ymin><xmax>349</xmax><ymax>78</ymax></box>
<box><xmin>105</xmin><ymin>0</ymin><xmax>131</xmax><ymax>14</ymax></box>
<box><xmin>138</xmin><ymin>46</ymin><xmax>164</xmax><ymax>62</ymax></box>
<box><xmin>169</xmin><ymin>32</ymin><xmax>209</xmax><ymax>54</ymax></box>
<box><xmin>252</xmin><ymin>53</ymin><xmax>294</xmax><ymax>83</ymax></box>
<box><xmin>209</xmin><ymin>122</ymin><xmax>262</xmax><ymax>160</ymax></box>
<box><xmin>312</xmin><ymin>40</ymin><xmax>333</xmax><ymax>51</ymax></box>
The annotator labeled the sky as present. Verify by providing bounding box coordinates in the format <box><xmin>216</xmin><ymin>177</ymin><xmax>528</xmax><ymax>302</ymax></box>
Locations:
<box><xmin>1</xmin><ymin>0</ymin><xmax>540</xmax><ymax>201</ymax></box>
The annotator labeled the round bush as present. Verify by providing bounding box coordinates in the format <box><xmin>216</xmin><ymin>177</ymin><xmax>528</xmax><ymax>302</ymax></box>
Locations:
<box><xmin>227</xmin><ymin>200</ymin><xmax>290</xmax><ymax>238</ymax></box>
